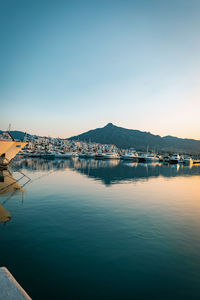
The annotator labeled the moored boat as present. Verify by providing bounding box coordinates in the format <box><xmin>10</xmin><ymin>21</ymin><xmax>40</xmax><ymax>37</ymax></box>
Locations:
<box><xmin>95</xmin><ymin>152</ymin><xmax>104</xmax><ymax>159</ymax></box>
<box><xmin>121</xmin><ymin>151</ymin><xmax>138</xmax><ymax>161</ymax></box>
<box><xmin>103</xmin><ymin>152</ymin><xmax>120</xmax><ymax>159</ymax></box>
<box><xmin>169</xmin><ymin>154</ymin><xmax>180</xmax><ymax>164</ymax></box>
<box><xmin>0</xmin><ymin>134</ymin><xmax>27</xmax><ymax>167</ymax></box>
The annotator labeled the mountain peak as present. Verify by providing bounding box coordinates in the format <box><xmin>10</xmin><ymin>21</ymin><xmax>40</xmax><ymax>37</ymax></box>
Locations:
<box><xmin>68</xmin><ymin>124</ymin><xmax>200</xmax><ymax>153</ymax></box>
<box><xmin>104</xmin><ymin>123</ymin><xmax>114</xmax><ymax>128</ymax></box>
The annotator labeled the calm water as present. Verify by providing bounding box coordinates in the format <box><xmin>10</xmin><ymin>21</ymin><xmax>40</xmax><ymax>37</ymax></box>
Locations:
<box><xmin>0</xmin><ymin>158</ymin><xmax>200</xmax><ymax>300</ymax></box>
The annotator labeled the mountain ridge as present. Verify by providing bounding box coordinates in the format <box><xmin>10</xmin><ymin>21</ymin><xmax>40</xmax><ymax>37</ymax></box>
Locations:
<box><xmin>68</xmin><ymin>123</ymin><xmax>200</xmax><ymax>154</ymax></box>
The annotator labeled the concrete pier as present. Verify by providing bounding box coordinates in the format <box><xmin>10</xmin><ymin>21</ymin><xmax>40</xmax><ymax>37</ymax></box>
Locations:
<box><xmin>0</xmin><ymin>267</ymin><xmax>31</xmax><ymax>300</ymax></box>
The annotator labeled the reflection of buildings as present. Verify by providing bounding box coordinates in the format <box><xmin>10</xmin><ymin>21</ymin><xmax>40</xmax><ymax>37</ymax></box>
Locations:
<box><xmin>13</xmin><ymin>158</ymin><xmax>200</xmax><ymax>186</ymax></box>
<box><xmin>0</xmin><ymin>169</ymin><xmax>24</xmax><ymax>223</ymax></box>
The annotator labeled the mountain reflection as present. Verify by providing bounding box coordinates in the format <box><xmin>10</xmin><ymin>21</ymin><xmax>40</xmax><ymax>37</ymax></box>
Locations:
<box><xmin>13</xmin><ymin>158</ymin><xmax>200</xmax><ymax>186</ymax></box>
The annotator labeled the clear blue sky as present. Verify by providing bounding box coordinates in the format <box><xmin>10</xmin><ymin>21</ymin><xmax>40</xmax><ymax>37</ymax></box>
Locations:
<box><xmin>1</xmin><ymin>0</ymin><xmax>200</xmax><ymax>139</ymax></box>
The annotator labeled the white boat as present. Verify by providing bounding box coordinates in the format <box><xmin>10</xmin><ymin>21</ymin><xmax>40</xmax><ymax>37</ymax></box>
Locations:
<box><xmin>86</xmin><ymin>152</ymin><xmax>96</xmax><ymax>158</ymax></box>
<box><xmin>103</xmin><ymin>153</ymin><xmax>120</xmax><ymax>159</ymax></box>
<box><xmin>169</xmin><ymin>154</ymin><xmax>180</xmax><ymax>164</ymax></box>
<box><xmin>95</xmin><ymin>152</ymin><xmax>104</xmax><ymax>159</ymax></box>
<box><xmin>143</xmin><ymin>153</ymin><xmax>159</xmax><ymax>162</ymax></box>
<box><xmin>53</xmin><ymin>152</ymin><xmax>73</xmax><ymax>158</ymax></box>
<box><xmin>0</xmin><ymin>137</ymin><xmax>27</xmax><ymax>167</ymax></box>
<box><xmin>121</xmin><ymin>151</ymin><xmax>138</xmax><ymax>160</ymax></box>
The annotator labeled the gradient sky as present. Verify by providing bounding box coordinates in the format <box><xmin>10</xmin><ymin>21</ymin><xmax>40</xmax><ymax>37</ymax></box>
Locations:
<box><xmin>1</xmin><ymin>0</ymin><xmax>200</xmax><ymax>139</ymax></box>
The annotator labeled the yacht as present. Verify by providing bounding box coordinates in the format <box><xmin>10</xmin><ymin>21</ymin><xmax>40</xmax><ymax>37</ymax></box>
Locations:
<box><xmin>86</xmin><ymin>152</ymin><xmax>96</xmax><ymax>158</ymax></box>
<box><xmin>0</xmin><ymin>134</ymin><xmax>27</xmax><ymax>167</ymax></box>
<box><xmin>103</xmin><ymin>153</ymin><xmax>120</xmax><ymax>159</ymax></box>
<box><xmin>53</xmin><ymin>152</ymin><xmax>73</xmax><ymax>158</ymax></box>
<box><xmin>145</xmin><ymin>153</ymin><xmax>159</xmax><ymax>162</ymax></box>
<box><xmin>95</xmin><ymin>151</ymin><xmax>104</xmax><ymax>159</ymax></box>
<box><xmin>139</xmin><ymin>153</ymin><xmax>159</xmax><ymax>162</ymax></box>
<box><xmin>169</xmin><ymin>154</ymin><xmax>180</xmax><ymax>164</ymax></box>
<box><xmin>121</xmin><ymin>151</ymin><xmax>138</xmax><ymax>161</ymax></box>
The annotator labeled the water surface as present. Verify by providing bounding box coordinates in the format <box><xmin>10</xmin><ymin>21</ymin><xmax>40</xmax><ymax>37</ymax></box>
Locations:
<box><xmin>0</xmin><ymin>158</ymin><xmax>200</xmax><ymax>299</ymax></box>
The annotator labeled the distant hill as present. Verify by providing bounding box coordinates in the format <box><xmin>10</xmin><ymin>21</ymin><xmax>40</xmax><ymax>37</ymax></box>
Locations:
<box><xmin>68</xmin><ymin>123</ymin><xmax>200</xmax><ymax>154</ymax></box>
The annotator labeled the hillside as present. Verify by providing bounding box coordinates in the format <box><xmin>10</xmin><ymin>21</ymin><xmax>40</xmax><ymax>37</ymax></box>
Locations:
<box><xmin>68</xmin><ymin>123</ymin><xmax>200</xmax><ymax>154</ymax></box>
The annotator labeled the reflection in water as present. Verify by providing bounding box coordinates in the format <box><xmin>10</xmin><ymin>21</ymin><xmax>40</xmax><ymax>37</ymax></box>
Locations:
<box><xmin>0</xmin><ymin>205</ymin><xmax>11</xmax><ymax>223</ymax></box>
<box><xmin>0</xmin><ymin>169</ymin><xmax>23</xmax><ymax>195</ymax></box>
<box><xmin>1</xmin><ymin>158</ymin><xmax>200</xmax><ymax>300</ymax></box>
<box><xmin>13</xmin><ymin>157</ymin><xmax>200</xmax><ymax>186</ymax></box>
<box><xmin>0</xmin><ymin>169</ymin><xmax>25</xmax><ymax>223</ymax></box>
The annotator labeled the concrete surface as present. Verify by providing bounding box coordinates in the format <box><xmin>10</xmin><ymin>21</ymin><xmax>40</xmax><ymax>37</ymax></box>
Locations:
<box><xmin>0</xmin><ymin>267</ymin><xmax>31</xmax><ymax>300</ymax></box>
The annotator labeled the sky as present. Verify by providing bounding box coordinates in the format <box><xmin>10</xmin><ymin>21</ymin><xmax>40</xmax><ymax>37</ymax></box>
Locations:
<box><xmin>0</xmin><ymin>0</ymin><xmax>200</xmax><ymax>139</ymax></box>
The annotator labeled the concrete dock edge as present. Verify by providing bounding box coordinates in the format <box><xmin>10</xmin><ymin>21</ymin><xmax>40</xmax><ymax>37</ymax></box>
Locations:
<box><xmin>0</xmin><ymin>267</ymin><xmax>31</xmax><ymax>300</ymax></box>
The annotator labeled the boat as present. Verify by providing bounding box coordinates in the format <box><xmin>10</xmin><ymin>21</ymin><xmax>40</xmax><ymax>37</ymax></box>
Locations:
<box><xmin>121</xmin><ymin>151</ymin><xmax>138</xmax><ymax>161</ymax></box>
<box><xmin>142</xmin><ymin>153</ymin><xmax>159</xmax><ymax>162</ymax></box>
<box><xmin>95</xmin><ymin>152</ymin><xmax>104</xmax><ymax>159</ymax></box>
<box><xmin>103</xmin><ymin>153</ymin><xmax>120</xmax><ymax>159</ymax></box>
<box><xmin>85</xmin><ymin>152</ymin><xmax>96</xmax><ymax>158</ymax></box>
<box><xmin>53</xmin><ymin>152</ymin><xmax>72</xmax><ymax>158</ymax></box>
<box><xmin>0</xmin><ymin>133</ymin><xmax>27</xmax><ymax>167</ymax></box>
<box><xmin>169</xmin><ymin>154</ymin><xmax>180</xmax><ymax>164</ymax></box>
<box><xmin>138</xmin><ymin>153</ymin><xmax>147</xmax><ymax>162</ymax></box>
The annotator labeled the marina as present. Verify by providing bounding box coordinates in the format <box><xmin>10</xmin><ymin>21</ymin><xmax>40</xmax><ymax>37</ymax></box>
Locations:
<box><xmin>1</xmin><ymin>131</ymin><xmax>199</xmax><ymax>169</ymax></box>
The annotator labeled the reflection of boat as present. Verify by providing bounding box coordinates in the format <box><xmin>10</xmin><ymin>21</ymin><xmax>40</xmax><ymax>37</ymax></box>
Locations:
<box><xmin>0</xmin><ymin>169</ymin><xmax>23</xmax><ymax>195</ymax></box>
<box><xmin>0</xmin><ymin>138</ymin><xmax>27</xmax><ymax>167</ymax></box>
<box><xmin>122</xmin><ymin>162</ymin><xmax>138</xmax><ymax>168</ymax></box>
<box><xmin>0</xmin><ymin>169</ymin><xmax>24</xmax><ymax>224</ymax></box>
<box><xmin>0</xmin><ymin>205</ymin><xmax>11</xmax><ymax>223</ymax></box>
<box><xmin>12</xmin><ymin>157</ymin><xmax>200</xmax><ymax>186</ymax></box>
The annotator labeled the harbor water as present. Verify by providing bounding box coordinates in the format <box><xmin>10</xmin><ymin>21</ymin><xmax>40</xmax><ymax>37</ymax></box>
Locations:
<box><xmin>0</xmin><ymin>158</ymin><xmax>200</xmax><ymax>299</ymax></box>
